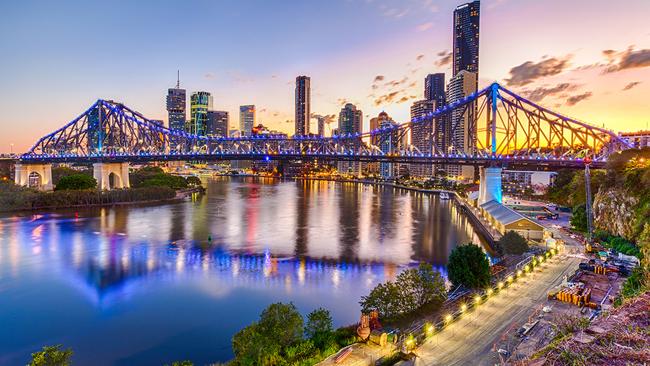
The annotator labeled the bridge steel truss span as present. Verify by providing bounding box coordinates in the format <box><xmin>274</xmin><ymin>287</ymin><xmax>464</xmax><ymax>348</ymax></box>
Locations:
<box><xmin>22</xmin><ymin>83</ymin><xmax>632</xmax><ymax>170</ymax></box>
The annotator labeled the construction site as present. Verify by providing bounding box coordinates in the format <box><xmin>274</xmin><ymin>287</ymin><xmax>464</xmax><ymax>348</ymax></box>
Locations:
<box><xmin>494</xmin><ymin>236</ymin><xmax>643</xmax><ymax>365</ymax></box>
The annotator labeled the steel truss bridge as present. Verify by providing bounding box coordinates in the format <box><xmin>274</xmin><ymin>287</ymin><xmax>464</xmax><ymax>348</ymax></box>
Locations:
<box><xmin>21</xmin><ymin>83</ymin><xmax>632</xmax><ymax>170</ymax></box>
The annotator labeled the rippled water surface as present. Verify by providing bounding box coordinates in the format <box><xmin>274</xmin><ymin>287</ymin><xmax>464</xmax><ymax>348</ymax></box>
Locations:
<box><xmin>0</xmin><ymin>177</ymin><xmax>479</xmax><ymax>365</ymax></box>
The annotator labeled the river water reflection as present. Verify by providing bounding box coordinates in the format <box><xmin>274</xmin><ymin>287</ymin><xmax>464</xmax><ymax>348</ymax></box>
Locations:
<box><xmin>0</xmin><ymin>177</ymin><xmax>479</xmax><ymax>365</ymax></box>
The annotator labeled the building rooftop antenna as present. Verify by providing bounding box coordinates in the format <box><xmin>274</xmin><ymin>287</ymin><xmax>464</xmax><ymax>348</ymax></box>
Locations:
<box><xmin>176</xmin><ymin>70</ymin><xmax>180</xmax><ymax>89</ymax></box>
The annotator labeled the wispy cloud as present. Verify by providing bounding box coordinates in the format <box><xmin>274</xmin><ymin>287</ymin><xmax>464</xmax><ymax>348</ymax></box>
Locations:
<box><xmin>435</xmin><ymin>50</ymin><xmax>452</xmax><ymax>67</ymax></box>
<box><xmin>505</xmin><ymin>56</ymin><xmax>572</xmax><ymax>86</ymax></box>
<box><xmin>622</xmin><ymin>81</ymin><xmax>642</xmax><ymax>91</ymax></box>
<box><xmin>417</xmin><ymin>22</ymin><xmax>434</xmax><ymax>32</ymax></box>
<box><xmin>204</xmin><ymin>72</ymin><xmax>216</xmax><ymax>80</ymax></box>
<box><xmin>521</xmin><ymin>83</ymin><xmax>579</xmax><ymax>102</ymax></box>
<box><xmin>566</xmin><ymin>91</ymin><xmax>592</xmax><ymax>106</ymax></box>
<box><xmin>603</xmin><ymin>46</ymin><xmax>650</xmax><ymax>73</ymax></box>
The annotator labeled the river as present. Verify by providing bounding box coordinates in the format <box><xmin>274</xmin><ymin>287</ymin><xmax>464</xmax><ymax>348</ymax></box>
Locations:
<box><xmin>0</xmin><ymin>177</ymin><xmax>480</xmax><ymax>365</ymax></box>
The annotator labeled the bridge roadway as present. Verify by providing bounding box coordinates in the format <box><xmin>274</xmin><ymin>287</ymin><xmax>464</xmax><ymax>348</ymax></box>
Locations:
<box><xmin>17</xmin><ymin>152</ymin><xmax>604</xmax><ymax>170</ymax></box>
<box><xmin>411</xmin><ymin>251</ymin><xmax>581</xmax><ymax>365</ymax></box>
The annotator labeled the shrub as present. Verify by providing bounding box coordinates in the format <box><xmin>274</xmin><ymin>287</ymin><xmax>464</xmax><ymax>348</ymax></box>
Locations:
<box><xmin>55</xmin><ymin>174</ymin><xmax>97</xmax><ymax>190</ymax></box>
<box><xmin>447</xmin><ymin>243</ymin><xmax>491</xmax><ymax>289</ymax></box>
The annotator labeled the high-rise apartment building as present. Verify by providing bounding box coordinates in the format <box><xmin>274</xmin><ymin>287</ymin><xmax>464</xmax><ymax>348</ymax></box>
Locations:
<box><xmin>369</xmin><ymin>111</ymin><xmax>392</xmax><ymax>146</ymax></box>
<box><xmin>410</xmin><ymin>99</ymin><xmax>436</xmax><ymax>177</ymax></box>
<box><xmin>337</xmin><ymin>103</ymin><xmax>363</xmax><ymax>175</ymax></box>
<box><xmin>317</xmin><ymin>116</ymin><xmax>326</xmax><ymax>137</ymax></box>
<box><xmin>295</xmin><ymin>76</ymin><xmax>311</xmax><ymax>136</ymax></box>
<box><xmin>453</xmin><ymin>1</ymin><xmax>480</xmax><ymax>78</ymax></box>
<box><xmin>206</xmin><ymin>111</ymin><xmax>229</xmax><ymax>137</ymax></box>
<box><xmin>424</xmin><ymin>73</ymin><xmax>449</xmax><ymax>156</ymax></box>
<box><xmin>338</xmin><ymin>103</ymin><xmax>362</xmax><ymax>135</ymax></box>
<box><xmin>379</xmin><ymin>115</ymin><xmax>400</xmax><ymax>179</ymax></box>
<box><xmin>166</xmin><ymin>73</ymin><xmax>186</xmax><ymax>131</ymax></box>
<box><xmin>447</xmin><ymin>70</ymin><xmax>478</xmax><ymax>180</ymax></box>
<box><xmin>189</xmin><ymin>91</ymin><xmax>212</xmax><ymax>136</ymax></box>
<box><xmin>239</xmin><ymin>105</ymin><xmax>256</xmax><ymax>136</ymax></box>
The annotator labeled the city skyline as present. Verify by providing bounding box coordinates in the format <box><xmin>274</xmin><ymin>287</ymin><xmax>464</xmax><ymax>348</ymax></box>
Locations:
<box><xmin>1</xmin><ymin>0</ymin><xmax>650</xmax><ymax>151</ymax></box>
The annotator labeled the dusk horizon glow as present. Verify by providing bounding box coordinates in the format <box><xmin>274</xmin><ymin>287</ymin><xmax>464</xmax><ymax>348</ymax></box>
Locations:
<box><xmin>1</xmin><ymin>0</ymin><xmax>649</xmax><ymax>151</ymax></box>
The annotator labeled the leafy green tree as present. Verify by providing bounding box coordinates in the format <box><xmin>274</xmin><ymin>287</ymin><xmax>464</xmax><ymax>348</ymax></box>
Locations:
<box><xmin>55</xmin><ymin>174</ymin><xmax>97</xmax><ymax>190</ymax></box>
<box><xmin>52</xmin><ymin>166</ymin><xmax>92</xmax><ymax>185</ymax></box>
<box><xmin>495</xmin><ymin>231</ymin><xmax>530</xmax><ymax>255</ymax></box>
<box><xmin>360</xmin><ymin>263</ymin><xmax>447</xmax><ymax>320</ymax></box>
<box><xmin>305</xmin><ymin>308</ymin><xmax>334</xmax><ymax>350</ymax></box>
<box><xmin>29</xmin><ymin>345</ymin><xmax>72</xmax><ymax>366</ymax></box>
<box><xmin>257</xmin><ymin>302</ymin><xmax>304</xmax><ymax>348</ymax></box>
<box><xmin>360</xmin><ymin>281</ymin><xmax>402</xmax><ymax>319</ymax></box>
<box><xmin>232</xmin><ymin>323</ymin><xmax>277</xmax><ymax>366</ymax></box>
<box><xmin>447</xmin><ymin>244</ymin><xmax>491</xmax><ymax>289</ymax></box>
<box><xmin>139</xmin><ymin>173</ymin><xmax>188</xmax><ymax>189</ymax></box>
<box><xmin>232</xmin><ymin>302</ymin><xmax>305</xmax><ymax>366</ymax></box>
<box><xmin>570</xmin><ymin>204</ymin><xmax>588</xmax><ymax>232</ymax></box>
<box><xmin>397</xmin><ymin>263</ymin><xmax>447</xmax><ymax>310</ymax></box>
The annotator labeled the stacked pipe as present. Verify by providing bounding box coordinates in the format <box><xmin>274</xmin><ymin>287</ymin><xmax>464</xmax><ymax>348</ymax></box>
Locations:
<box><xmin>555</xmin><ymin>286</ymin><xmax>591</xmax><ymax>307</ymax></box>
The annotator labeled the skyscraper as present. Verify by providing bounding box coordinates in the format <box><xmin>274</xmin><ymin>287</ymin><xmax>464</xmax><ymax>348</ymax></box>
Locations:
<box><xmin>425</xmin><ymin>73</ymin><xmax>449</xmax><ymax>155</ymax></box>
<box><xmin>447</xmin><ymin>70</ymin><xmax>478</xmax><ymax>180</ymax></box>
<box><xmin>410</xmin><ymin>99</ymin><xmax>435</xmax><ymax>177</ymax></box>
<box><xmin>317</xmin><ymin>116</ymin><xmax>326</xmax><ymax>137</ymax></box>
<box><xmin>337</xmin><ymin>103</ymin><xmax>362</xmax><ymax>174</ymax></box>
<box><xmin>295</xmin><ymin>76</ymin><xmax>311</xmax><ymax>136</ymax></box>
<box><xmin>453</xmin><ymin>1</ymin><xmax>480</xmax><ymax>78</ymax></box>
<box><xmin>189</xmin><ymin>91</ymin><xmax>212</xmax><ymax>136</ymax></box>
<box><xmin>166</xmin><ymin>72</ymin><xmax>186</xmax><ymax>131</ymax></box>
<box><xmin>239</xmin><ymin>105</ymin><xmax>256</xmax><ymax>136</ymax></box>
<box><xmin>378</xmin><ymin>114</ymin><xmax>400</xmax><ymax>178</ymax></box>
<box><xmin>337</xmin><ymin>103</ymin><xmax>362</xmax><ymax>135</ymax></box>
<box><xmin>206</xmin><ymin>111</ymin><xmax>229</xmax><ymax>137</ymax></box>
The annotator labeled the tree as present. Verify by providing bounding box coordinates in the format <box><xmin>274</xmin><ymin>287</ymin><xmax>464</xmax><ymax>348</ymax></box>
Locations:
<box><xmin>55</xmin><ymin>174</ymin><xmax>97</xmax><ymax>190</ymax></box>
<box><xmin>447</xmin><ymin>244</ymin><xmax>491</xmax><ymax>289</ymax></box>
<box><xmin>232</xmin><ymin>322</ymin><xmax>277</xmax><ymax>366</ymax></box>
<box><xmin>52</xmin><ymin>166</ymin><xmax>92</xmax><ymax>185</ymax></box>
<box><xmin>496</xmin><ymin>231</ymin><xmax>529</xmax><ymax>255</ymax></box>
<box><xmin>305</xmin><ymin>308</ymin><xmax>334</xmax><ymax>350</ymax></box>
<box><xmin>257</xmin><ymin>302</ymin><xmax>304</xmax><ymax>348</ymax></box>
<box><xmin>360</xmin><ymin>263</ymin><xmax>447</xmax><ymax>320</ymax></box>
<box><xmin>29</xmin><ymin>345</ymin><xmax>73</xmax><ymax>366</ymax></box>
<box><xmin>570</xmin><ymin>204</ymin><xmax>588</xmax><ymax>232</ymax></box>
<box><xmin>231</xmin><ymin>303</ymin><xmax>305</xmax><ymax>366</ymax></box>
<box><xmin>397</xmin><ymin>263</ymin><xmax>447</xmax><ymax>310</ymax></box>
<box><xmin>139</xmin><ymin>173</ymin><xmax>188</xmax><ymax>189</ymax></box>
<box><xmin>360</xmin><ymin>281</ymin><xmax>402</xmax><ymax>319</ymax></box>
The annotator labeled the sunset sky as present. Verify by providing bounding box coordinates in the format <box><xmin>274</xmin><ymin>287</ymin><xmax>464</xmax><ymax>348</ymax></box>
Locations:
<box><xmin>1</xmin><ymin>0</ymin><xmax>649</xmax><ymax>152</ymax></box>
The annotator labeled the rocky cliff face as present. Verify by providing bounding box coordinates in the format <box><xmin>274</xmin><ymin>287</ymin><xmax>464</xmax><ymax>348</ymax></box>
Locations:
<box><xmin>593</xmin><ymin>188</ymin><xmax>639</xmax><ymax>240</ymax></box>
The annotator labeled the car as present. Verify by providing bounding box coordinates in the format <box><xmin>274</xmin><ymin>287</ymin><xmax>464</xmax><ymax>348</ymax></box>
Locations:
<box><xmin>536</xmin><ymin>215</ymin><xmax>546</xmax><ymax>220</ymax></box>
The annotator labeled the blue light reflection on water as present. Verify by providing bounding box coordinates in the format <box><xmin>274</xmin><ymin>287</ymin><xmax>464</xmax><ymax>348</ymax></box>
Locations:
<box><xmin>0</xmin><ymin>177</ymin><xmax>478</xmax><ymax>365</ymax></box>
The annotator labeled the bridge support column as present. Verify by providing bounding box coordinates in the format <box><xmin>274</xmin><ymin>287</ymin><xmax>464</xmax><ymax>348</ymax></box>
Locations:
<box><xmin>478</xmin><ymin>167</ymin><xmax>502</xmax><ymax>205</ymax></box>
<box><xmin>14</xmin><ymin>163</ymin><xmax>53</xmax><ymax>191</ymax></box>
<box><xmin>93</xmin><ymin>162</ymin><xmax>130</xmax><ymax>190</ymax></box>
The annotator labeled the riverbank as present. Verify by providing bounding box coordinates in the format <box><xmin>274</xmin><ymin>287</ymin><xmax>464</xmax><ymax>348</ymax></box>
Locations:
<box><xmin>0</xmin><ymin>184</ymin><xmax>204</xmax><ymax>213</ymax></box>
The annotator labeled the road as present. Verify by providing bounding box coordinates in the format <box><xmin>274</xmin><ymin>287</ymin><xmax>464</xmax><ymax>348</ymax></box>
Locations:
<box><xmin>411</xmin><ymin>253</ymin><xmax>581</xmax><ymax>366</ymax></box>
